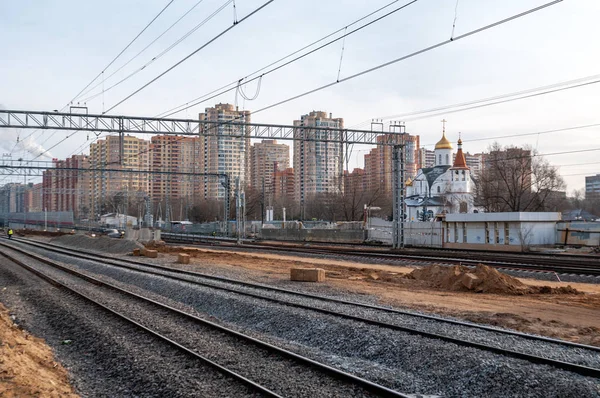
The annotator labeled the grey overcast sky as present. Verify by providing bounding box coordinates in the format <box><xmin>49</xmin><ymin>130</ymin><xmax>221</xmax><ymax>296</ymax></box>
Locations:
<box><xmin>1</xmin><ymin>0</ymin><xmax>598</xmax><ymax>192</ymax></box>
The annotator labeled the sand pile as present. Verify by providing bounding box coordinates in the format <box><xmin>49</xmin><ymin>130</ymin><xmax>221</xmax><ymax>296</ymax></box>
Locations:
<box><xmin>406</xmin><ymin>264</ymin><xmax>580</xmax><ymax>295</ymax></box>
<box><xmin>50</xmin><ymin>234</ymin><xmax>144</xmax><ymax>254</ymax></box>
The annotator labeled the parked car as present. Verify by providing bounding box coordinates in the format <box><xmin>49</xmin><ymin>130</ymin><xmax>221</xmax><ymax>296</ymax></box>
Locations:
<box><xmin>105</xmin><ymin>228</ymin><xmax>124</xmax><ymax>238</ymax></box>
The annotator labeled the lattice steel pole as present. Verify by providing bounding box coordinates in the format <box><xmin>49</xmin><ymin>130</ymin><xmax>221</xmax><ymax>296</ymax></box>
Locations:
<box><xmin>392</xmin><ymin>143</ymin><xmax>405</xmax><ymax>249</ymax></box>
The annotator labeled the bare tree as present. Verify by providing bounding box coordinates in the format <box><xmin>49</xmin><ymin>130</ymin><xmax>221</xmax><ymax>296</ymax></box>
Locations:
<box><xmin>476</xmin><ymin>143</ymin><xmax>565</xmax><ymax>212</ymax></box>
<box><xmin>189</xmin><ymin>199</ymin><xmax>222</xmax><ymax>222</ymax></box>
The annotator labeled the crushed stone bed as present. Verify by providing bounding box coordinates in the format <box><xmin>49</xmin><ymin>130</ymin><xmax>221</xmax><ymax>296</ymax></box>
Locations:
<box><xmin>8</xmin><ymin>238</ymin><xmax>600</xmax><ymax>398</ymax></box>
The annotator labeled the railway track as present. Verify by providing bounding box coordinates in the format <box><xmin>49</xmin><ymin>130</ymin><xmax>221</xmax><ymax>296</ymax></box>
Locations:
<box><xmin>0</xmin><ymin>241</ymin><xmax>408</xmax><ymax>398</ymax></box>
<box><xmin>161</xmin><ymin>233</ymin><xmax>600</xmax><ymax>276</ymax></box>
<box><xmin>8</xmin><ymin>237</ymin><xmax>600</xmax><ymax>380</ymax></box>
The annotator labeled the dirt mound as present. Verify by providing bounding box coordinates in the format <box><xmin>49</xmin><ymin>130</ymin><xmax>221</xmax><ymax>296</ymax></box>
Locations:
<box><xmin>0</xmin><ymin>303</ymin><xmax>78</xmax><ymax>397</ymax></box>
<box><xmin>406</xmin><ymin>264</ymin><xmax>580</xmax><ymax>295</ymax></box>
<box><xmin>50</xmin><ymin>234</ymin><xmax>144</xmax><ymax>254</ymax></box>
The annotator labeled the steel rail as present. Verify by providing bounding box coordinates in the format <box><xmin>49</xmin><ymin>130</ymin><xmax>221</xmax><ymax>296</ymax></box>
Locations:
<box><xmin>12</xmin><ymin>238</ymin><xmax>600</xmax><ymax>373</ymax></box>
<box><xmin>0</xmin><ymin>249</ymin><xmax>282</xmax><ymax>398</ymax></box>
<box><xmin>16</xmin><ymin>237</ymin><xmax>600</xmax><ymax>352</ymax></box>
<box><xmin>162</xmin><ymin>233</ymin><xmax>600</xmax><ymax>276</ymax></box>
<box><xmin>0</xmin><ymin>240</ymin><xmax>411</xmax><ymax>398</ymax></box>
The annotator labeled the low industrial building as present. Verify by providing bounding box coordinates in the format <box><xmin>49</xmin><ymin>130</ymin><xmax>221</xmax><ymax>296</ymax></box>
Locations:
<box><xmin>444</xmin><ymin>212</ymin><xmax>561</xmax><ymax>252</ymax></box>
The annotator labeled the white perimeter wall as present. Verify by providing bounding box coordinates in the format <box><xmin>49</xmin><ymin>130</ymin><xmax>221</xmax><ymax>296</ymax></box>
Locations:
<box><xmin>446</xmin><ymin>220</ymin><xmax>556</xmax><ymax>247</ymax></box>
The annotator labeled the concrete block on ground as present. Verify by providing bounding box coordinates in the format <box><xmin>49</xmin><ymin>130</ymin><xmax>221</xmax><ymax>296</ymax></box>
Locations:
<box><xmin>177</xmin><ymin>253</ymin><xmax>190</xmax><ymax>264</ymax></box>
<box><xmin>290</xmin><ymin>268</ymin><xmax>325</xmax><ymax>282</ymax></box>
<box><xmin>145</xmin><ymin>249</ymin><xmax>158</xmax><ymax>258</ymax></box>
<box><xmin>461</xmin><ymin>273</ymin><xmax>480</xmax><ymax>290</ymax></box>
<box><xmin>132</xmin><ymin>248</ymin><xmax>141</xmax><ymax>256</ymax></box>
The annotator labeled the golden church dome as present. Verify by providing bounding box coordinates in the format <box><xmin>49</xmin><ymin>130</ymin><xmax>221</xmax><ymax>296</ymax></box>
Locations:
<box><xmin>405</xmin><ymin>177</ymin><xmax>413</xmax><ymax>187</ymax></box>
<box><xmin>435</xmin><ymin>133</ymin><xmax>453</xmax><ymax>150</ymax></box>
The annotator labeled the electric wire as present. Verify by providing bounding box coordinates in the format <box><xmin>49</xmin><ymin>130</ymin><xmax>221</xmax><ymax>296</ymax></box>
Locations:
<box><xmin>349</xmin><ymin>73</ymin><xmax>600</xmax><ymax>129</ymax></box>
<box><xmin>104</xmin><ymin>0</ymin><xmax>277</xmax><ymax>114</ymax></box>
<box><xmin>401</xmin><ymin>78</ymin><xmax>600</xmax><ymax>123</ymax></box>
<box><xmin>16</xmin><ymin>0</ymin><xmax>177</xmax><ymax>157</ymax></box>
<box><xmin>157</xmin><ymin>0</ymin><xmax>420</xmax><ymax>118</ymax></box>
<box><xmin>75</xmin><ymin>0</ymin><xmax>207</xmax><ymax>102</ymax></box>
<box><xmin>251</xmin><ymin>0</ymin><xmax>565</xmax><ymax>117</ymax></box>
<box><xmin>80</xmin><ymin>0</ymin><xmax>232</xmax><ymax>104</ymax></box>
<box><xmin>68</xmin><ymin>0</ymin><xmax>177</xmax><ymax>107</ymax></box>
<box><xmin>4</xmin><ymin>0</ymin><xmax>577</xmax><ymax>190</ymax></box>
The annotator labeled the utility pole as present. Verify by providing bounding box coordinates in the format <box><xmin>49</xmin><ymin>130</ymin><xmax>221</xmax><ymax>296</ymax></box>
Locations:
<box><xmin>391</xmin><ymin>122</ymin><xmax>406</xmax><ymax>249</ymax></box>
<box><xmin>261</xmin><ymin>176</ymin><xmax>265</xmax><ymax>225</ymax></box>
<box><xmin>221</xmin><ymin>174</ymin><xmax>230</xmax><ymax>236</ymax></box>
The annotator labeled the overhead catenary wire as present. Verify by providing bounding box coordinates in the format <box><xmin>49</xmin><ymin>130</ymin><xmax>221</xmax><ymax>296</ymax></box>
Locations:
<box><xmin>250</xmin><ymin>0</ymin><xmax>565</xmax><ymax>117</ymax></box>
<box><xmin>75</xmin><ymin>0</ymin><xmax>208</xmax><ymax>102</ymax></box>
<box><xmin>68</xmin><ymin>0</ymin><xmax>177</xmax><ymax>107</ymax></box>
<box><xmin>350</xmin><ymin>72</ymin><xmax>600</xmax><ymax>129</ymax></box>
<box><xmin>15</xmin><ymin>0</ymin><xmax>568</xmax><ymax>188</ymax></box>
<box><xmin>16</xmin><ymin>0</ymin><xmax>177</xmax><ymax>157</ymax></box>
<box><xmin>402</xmin><ymin>78</ymin><xmax>600</xmax><ymax>123</ymax></box>
<box><xmin>157</xmin><ymin>0</ymin><xmax>421</xmax><ymax>118</ymax></box>
<box><xmin>418</xmin><ymin>123</ymin><xmax>600</xmax><ymax>149</ymax></box>
<box><xmin>80</xmin><ymin>0</ymin><xmax>232</xmax><ymax>104</ymax></box>
<box><xmin>104</xmin><ymin>0</ymin><xmax>277</xmax><ymax>114</ymax></box>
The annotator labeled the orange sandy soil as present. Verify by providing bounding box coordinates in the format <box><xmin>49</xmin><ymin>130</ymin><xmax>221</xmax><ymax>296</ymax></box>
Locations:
<box><xmin>152</xmin><ymin>245</ymin><xmax>600</xmax><ymax>346</ymax></box>
<box><xmin>0</xmin><ymin>303</ymin><xmax>78</xmax><ymax>397</ymax></box>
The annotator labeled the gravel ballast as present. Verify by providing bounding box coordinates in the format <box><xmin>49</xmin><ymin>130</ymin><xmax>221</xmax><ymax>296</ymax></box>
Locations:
<box><xmin>5</xmin><ymin>239</ymin><xmax>600</xmax><ymax>397</ymax></box>
<box><xmin>0</xmin><ymin>257</ymin><xmax>262</xmax><ymax>397</ymax></box>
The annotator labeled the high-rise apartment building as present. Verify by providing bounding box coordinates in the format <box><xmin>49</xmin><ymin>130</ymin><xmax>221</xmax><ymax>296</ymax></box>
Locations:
<box><xmin>42</xmin><ymin>155</ymin><xmax>91</xmax><ymax>219</ymax></box>
<box><xmin>89</xmin><ymin>135</ymin><xmax>150</xmax><ymax>215</ymax></box>
<box><xmin>364</xmin><ymin>133</ymin><xmax>420</xmax><ymax>195</ymax></box>
<box><xmin>28</xmin><ymin>183</ymin><xmax>43</xmax><ymax>213</ymax></box>
<box><xmin>585</xmin><ymin>174</ymin><xmax>600</xmax><ymax>200</ymax></box>
<box><xmin>198</xmin><ymin>103</ymin><xmax>251</xmax><ymax>200</ymax></box>
<box><xmin>419</xmin><ymin>148</ymin><xmax>435</xmax><ymax>168</ymax></box>
<box><xmin>273</xmin><ymin>168</ymin><xmax>295</xmax><ymax>201</ymax></box>
<box><xmin>293</xmin><ymin>111</ymin><xmax>344</xmax><ymax>211</ymax></box>
<box><xmin>0</xmin><ymin>183</ymin><xmax>24</xmax><ymax>214</ymax></box>
<box><xmin>464</xmin><ymin>152</ymin><xmax>484</xmax><ymax>176</ymax></box>
<box><xmin>249</xmin><ymin>140</ymin><xmax>290</xmax><ymax>204</ymax></box>
<box><xmin>150</xmin><ymin>135</ymin><xmax>201</xmax><ymax>203</ymax></box>
<box><xmin>344</xmin><ymin>168</ymin><xmax>367</xmax><ymax>196</ymax></box>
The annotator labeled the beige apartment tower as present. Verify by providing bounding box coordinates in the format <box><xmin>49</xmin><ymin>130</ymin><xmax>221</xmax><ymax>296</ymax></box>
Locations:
<box><xmin>364</xmin><ymin>133</ymin><xmax>420</xmax><ymax>195</ymax></box>
<box><xmin>150</xmin><ymin>135</ymin><xmax>201</xmax><ymax>203</ymax></box>
<box><xmin>199</xmin><ymin>103</ymin><xmax>251</xmax><ymax>200</ymax></box>
<box><xmin>89</xmin><ymin>135</ymin><xmax>150</xmax><ymax>216</ymax></box>
<box><xmin>293</xmin><ymin>111</ymin><xmax>344</xmax><ymax>214</ymax></box>
<box><xmin>249</xmin><ymin>140</ymin><xmax>290</xmax><ymax>203</ymax></box>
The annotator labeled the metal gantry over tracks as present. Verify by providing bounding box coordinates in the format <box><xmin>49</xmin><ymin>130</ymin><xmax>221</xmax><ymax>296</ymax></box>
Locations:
<box><xmin>0</xmin><ymin>108</ymin><xmax>406</xmax><ymax>247</ymax></box>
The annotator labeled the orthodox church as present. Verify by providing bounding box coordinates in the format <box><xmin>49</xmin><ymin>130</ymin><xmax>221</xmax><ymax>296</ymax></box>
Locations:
<box><xmin>405</xmin><ymin>128</ymin><xmax>476</xmax><ymax>221</ymax></box>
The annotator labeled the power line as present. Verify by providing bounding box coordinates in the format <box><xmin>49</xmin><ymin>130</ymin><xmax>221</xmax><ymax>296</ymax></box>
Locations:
<box><xmin>67</xmin><ymin>0</ymin><xmax>177</xmax><ymax>107</ymax></box>
<box><xmin>403</xmin><ymin>79</ymin><xmax>600</xmax><ymax>123</ymax></box>
<box><xmin>250</xmin><ymin>0</ymin><xmax>565</xmax><ymax>117</ymax></box>
<box><xmin>157</xmin><ymin>0</ymin><xmax>420</xmax><ymax>118</ymax></box>
<box><xmin>350</xmin><ymin>73</ymin><xmax>600</xmax><ymax>129</ymax></box>
<box><xmin>75</xmin><ymin>0</ymin><xmax>208</xmax><ymax>103</ymax></box>
<box><xmin>104</xmin><ymin>0</ymin><xmax>276</xmax><ymax>114</ymax></box>
<box><xmin>418</xmin><ymin>123</ymin><xmax>600</xmax><ymax>148</ymax></box>
<box><xmin>18</xmin><ymin>0</ymin><xmax>566</xmax><ymax>186</ymax></box>
<box><xmin>17</xmin><ymin>1</ymin><xmax>177</xmax><ymax>155</ymax></box>
<box><xmin>80</xmin><ymin>0</ymin><xmax>232</xmax><ymax>104</ymax></box>
<box><xmin>116</xmin><ymin>0</ymin><xmax>565</xmax><ymax>180</ymax></box>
